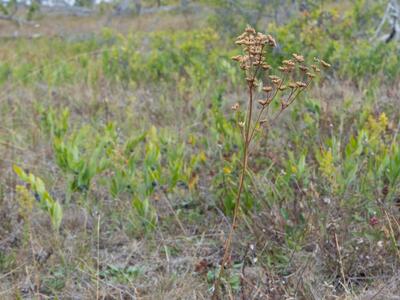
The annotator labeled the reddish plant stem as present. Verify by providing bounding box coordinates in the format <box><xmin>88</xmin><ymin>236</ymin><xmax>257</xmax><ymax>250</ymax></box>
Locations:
<box><xmin>212</xmin><ymin>80</ymin><xmax>254</xmax><ymax>299</ymax></box>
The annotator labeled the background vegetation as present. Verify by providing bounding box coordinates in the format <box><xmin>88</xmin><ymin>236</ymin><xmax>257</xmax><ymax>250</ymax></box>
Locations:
<box><xmin>0</xmin><ymin>0</ymin><xmax>400</xmax><ymax>298</ymax></box>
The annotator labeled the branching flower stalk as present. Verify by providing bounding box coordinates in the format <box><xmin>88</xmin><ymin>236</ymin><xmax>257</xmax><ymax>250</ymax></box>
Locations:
<box><xmin>212</xmin><ymin>25</ymin><xmax>330</xmax><ymax>299</ymax></box>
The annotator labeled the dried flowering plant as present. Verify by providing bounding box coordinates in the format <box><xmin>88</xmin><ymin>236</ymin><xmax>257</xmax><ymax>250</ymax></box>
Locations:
<box><xmin>212</xmin><ymin>25</ymin><xmax>330</xmax><ymax>298</ymax></box>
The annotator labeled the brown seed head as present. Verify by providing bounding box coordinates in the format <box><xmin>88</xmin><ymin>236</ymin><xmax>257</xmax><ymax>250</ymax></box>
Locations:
<box><xmin>283</xmin><ymin>60</ymin><xmax>295</xmax><ymax>67</ymax></box>
<box><xmin>258</xmin><ymin>99</ymin><xmax>268</xmax><ymax>106</ymax></box>
<box><xmin>231</xmin><ymin>55</ymin><xmax>242</xmax><ymax>62</ymax></box>
<box><xmin>245</xmin><ymin>25</ymin><xmax>256</xmax><ymax>34</ymax></box>
<box><xmin>263</xmin><ymin>86</ymin><xmax>273</xmax><ymax>93</ymax></box>
<box><xmin>262</xmin><ymin>63</ymin><xmax>271</xmax><ymax>70</ymax></box>
<box><xmin>266</xmin><ymin>35</ymin><xmax>276</xmax><ymax>47</ymax></box>
<box><xmin>236</xmin><ymin>32</ymin><xmax>246</xmax><ymax>40</ymax></box>
<box><xmin>311</xmin><ymin>64</ymin><xmax>320</xmax><ymax>72</ymax></box>
<box><xmin>306</xmin><ymin>72</ymin><xmax>316</xmax><ymax>78</ymax></box>
<box><xmin>269</xmin><ymin>75</ymin><xmax>280</xmax><ymax>80</ymax></box>
<box><xmin>299</xmin><ymin>65</ymin><xmax>308</xmax><ymax>72</ymax></box>
<box><xmin>320</xmin><ymin>59</ymin><xmax>331</xmax><ymax>68</ymax></box>
<box><xmin>231</xmin><ymin>103</ymin><xmax>240</xmax><ymax>111</ymax></box>
<box><xmin>246</xmin><ymin>77</ymin><xmax>254</xmax><ymax>85</ymax></box>
<box><xmin>296</xmin><ymin>81</ymin><xmax>307</xmax><ymax>88</ymax></box>
<box><xmin>257</xmin><ymin>32</ymin><xmax>268</xmax><ymax>44</ymax></box>
<box><xmin>292</xmin><ymin>53</ymin><xmax>305</xmax><ymax>63</ymax></box>
<box><xmin>272</xmin><ymin>79</ymin><xmax>282</xmax><ymax>86</ymax></box>
<box><xmin>278</xmin><ymin>85</ymin><xmax>287</xmax><ymax>91</ymax></box>
<box><xmin>278</xmin><ymin>66</ymin><xmax>288</xmax><ymax>72</ymax></box>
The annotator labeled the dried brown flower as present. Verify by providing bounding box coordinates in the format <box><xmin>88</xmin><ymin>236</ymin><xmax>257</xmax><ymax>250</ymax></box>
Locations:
<box><xmin>292</xmin><ymin>53</ymin><xmax>305</xmax><ymax>63</ymax></box>
<box><xmin>320</xmin><ymin>59</ymin><xmax>331</xmax><ymax>68</ymax></box>
<box><xmin>299</xmin><ymin>65</ymin><xmax>309</xmax><ymax>72</ymax></box>
<box><xmin>258</xmin><ymin>99</ymin><xmax>268</xmax><ymax>106</ymax></box>
<box><xmin>262</xmin><ymin>86</ymin><xmax>273</xmax><ymax>92</ymax></box>
<box><xmin>231</xmin><ymin>103</ymin><xmax>240</xmax><ymax>111</ymax></box>
<box><xmin>269</xmin><ymin>75</ymin><xmax>280</xmax><ymax>81</ymax></box>
<box><xmin>266</xmin><ymin>35</ymin><xmax>276</xmax><ymax>47</ymax></box>
<box><xmin>311</xmin><ymin>64</ymin><xmax>321</xmax><ymax>73</ymax></box>
<box><xmin>306</xmin><ymin>72</ymin><xmax>316</xmax><ymax>78</ymax></box>
<box><xmin>296</xmin><ymin>81</ymin><xmax>307</xmax><ymax>88</ymax></box>
<box><xmin>215</xmin><ymin>27</ymin><xmax>323</xmax><ymax>299</ymax></box>
<box><xmin>272</xmin><ymin>79</ymin><xmax>282</xmax><ymax>86</ymax></box>
<box><xmin>231</xmin><ymin>55</ymin><xmax>242</xmax><ymax>62</ymax></box>
<box><xmin>262</xmin><ymin>64</ymin><xmax>271</xmax><ymax>70</ymax></box>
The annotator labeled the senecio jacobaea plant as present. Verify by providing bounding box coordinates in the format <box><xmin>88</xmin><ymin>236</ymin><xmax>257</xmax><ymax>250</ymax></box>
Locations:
<box><xmin>212</xmin><ymin>25</ymin><xmax>330</xmax><ymax>298</ymax></box>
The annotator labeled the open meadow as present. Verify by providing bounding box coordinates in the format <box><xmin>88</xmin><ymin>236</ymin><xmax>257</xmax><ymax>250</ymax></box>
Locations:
<box><xmin>1</xmin><ymin>1</ymin><xmax>400</xmax><ymax>299</ymax></box>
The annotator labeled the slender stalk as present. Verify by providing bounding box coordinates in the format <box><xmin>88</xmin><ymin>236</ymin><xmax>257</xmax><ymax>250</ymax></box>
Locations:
<box><xmin>212</xmin><ymin>81</ymin><xmax>253</xmax><ymax>299</ymax></box>
<box><xmin>212</xmin><ymin>25</ymin><xmax>324</xmax><ymax>299</ymax></box>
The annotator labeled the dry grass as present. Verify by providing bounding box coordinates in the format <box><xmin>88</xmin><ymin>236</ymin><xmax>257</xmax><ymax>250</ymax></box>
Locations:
<box><xmin>1</xmin><ymin>8</ymin><xmax>400</xmax><ymax>300</ymax></box>
<box><xmin>0</xmin><ymin>9</ymin><xmax>204</xmax><ymax>38</ymax></box>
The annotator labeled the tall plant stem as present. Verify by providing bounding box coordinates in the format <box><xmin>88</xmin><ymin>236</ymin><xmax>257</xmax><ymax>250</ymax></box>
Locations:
<box><xmin>212</xmin><ymin>81</ymin><xmax>253</xmax><ymax>299</ymax></box>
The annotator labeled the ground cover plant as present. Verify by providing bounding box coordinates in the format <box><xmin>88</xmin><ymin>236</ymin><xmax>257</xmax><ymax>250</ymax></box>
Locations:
<box><xmin>1</xmin><ymin>0</ymin><xmax>400</xmax><ymax>299</ymax></box>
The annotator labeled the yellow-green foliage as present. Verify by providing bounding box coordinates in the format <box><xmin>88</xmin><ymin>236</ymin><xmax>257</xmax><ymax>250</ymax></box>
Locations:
<box><xmin>366</xmin><ymin>112</ymin><xmax>388</xmax><ymax>139</ymax></box>
<box><xmin>2</xmin><ymin>2</ymin><xmax>400</xmax><ymax>297</ymax></box>
<box><xmin>317</xmin><ymin>148</ymin><xmax>338</xmax><ymax>189</ymax></box>
<box><xmin>13</xmin><ymin>166</ymin><xmax>63</xmax><ymax>231</ymax></box>
<box><xmin>15</xmin><ymin>185</ymin><xmax>35</xmax><ymax>220</ymax></box>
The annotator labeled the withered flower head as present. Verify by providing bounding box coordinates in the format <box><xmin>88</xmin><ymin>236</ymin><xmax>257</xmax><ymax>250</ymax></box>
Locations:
<box><xmin>231</xmin><ymin>103</ymin><xmax>240</xmax><ymax>111</ymax></box>
<box><xmin>272</xmin><ymin>79</ymin><xmax>282</xmax><ymax>86</ymax></box>
<box><xmin>269</xmin><ymin>75</ymin><xmax>280</xmax><ymax>81</ymax></box>
<box><xmin>262</xmin><ymin>63</ymin><xmax>271</xmax><ymax>70</ymax></box>
<box><xmin>299</xmin><ymin>65</ymin><xmax>308</xmax><ymax>72</ymax></box>
<box><xmin>262</xmin><ymin>86</ymin><xmax>273</xmax><ymax>93</ymax></box>
<box><xmin>292</xmin><ymin>53</ymin><xmax>305</xmax><ymax>63</ymax></box>
<box><xmin>283</xmin><ymin>60</ymin><xmax>296</xmax><ymax>67</ymax></box>
<box><xmin>266</xmin><ymin>35</ymin><xmax>276</xmax><ymax>47</ymax></box>
<box><xmin>320</xmin><ymin>59</ymin><xmax>331</xmax><ymax>68</ymax></box>
<box><xmin>245</xmin><ymin>25</ymin><xmax>256</xmax><ymax>34</ymax></box>
<box><xmin>306</xmin><ymin>72</ymin><xmax>316</xmax><ymax>78</ymax></box>
<box><xmin>278</xmin><ymin>85</ymin><xmax>287</xmax><ymax>91</ymax></box>
<box><xmin>258</xmin><ymin>99</ymin><xmax>268</xmax><ymax>106</ymax></box>
<box><xmin>311</xmin><ymin>64</ymin><xmax>321</xmax><ymax>73</ymax></box>
<box><xmin>246</xmin><ymin>77</ymin><xmax>254</xmax><ymax>84</ymax></box>
<box><xmin>278</xmin><ymin>66</ymin><xmax>288</xmax><ymax>72</ymax></box>
<box><xmin>296</xmin><ymin>81</ymin><xmax>307</xmax><ymax>88</ymax></box>
<box><xmin>231</xmin><ymin>55</ymin><xmax>242</xmax><ymax>62</ymax></box>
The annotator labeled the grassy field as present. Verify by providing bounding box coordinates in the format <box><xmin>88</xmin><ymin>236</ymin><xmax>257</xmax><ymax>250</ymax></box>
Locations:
<box><xmin>1</xmin><ymin>1</ymin><xmax>400</xmax><ymax>299</ymax></box>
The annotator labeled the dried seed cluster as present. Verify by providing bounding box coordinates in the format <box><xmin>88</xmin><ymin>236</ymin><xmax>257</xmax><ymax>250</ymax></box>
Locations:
<box><xmin>231</xmin><ymin>25</ymin><xmax>276</xmax><ymax>78</ymax></box>
<box><xmin>231</xmin><ymin>25</ymin><xmax>330</xmax><ymax>124</ymax></box>
<box><xmin>214</xmin><ymin>26</ymin><xmax>330</xmax><ymax>297</ymax></box>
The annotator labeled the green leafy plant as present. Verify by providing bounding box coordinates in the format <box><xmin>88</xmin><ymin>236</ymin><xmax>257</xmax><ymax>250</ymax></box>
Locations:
<box><xmin>13</xmin><ymin>165</ymin><xmax>63</xmax><ymax>231</ymax></box>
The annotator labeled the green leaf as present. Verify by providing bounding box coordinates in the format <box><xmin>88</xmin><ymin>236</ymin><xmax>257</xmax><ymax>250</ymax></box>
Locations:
<box><xmin>34</xmin><ymin>177</ymin><xmax>46</xmax><ymax>198</ymax></box>
<box><xmin>50</xmin><ymin>202</ymin><xmax>63</xmax><ymax>230</ymax></box>
<box><xmin>13</xmin><ymin>165</ymin><xmax>28</xmax><ymax>181</ymax></box>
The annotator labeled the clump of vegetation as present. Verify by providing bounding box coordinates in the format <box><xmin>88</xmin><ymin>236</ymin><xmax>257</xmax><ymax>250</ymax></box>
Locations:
<box><xmin>212</xmin><ymin>25</ymin><xmax>330</xmax><ymax>298</ymax></box>
<box><xmin>1</xmin><ymin>1</ymin><xmax>400</xmax><ymax>299</ymax></box>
